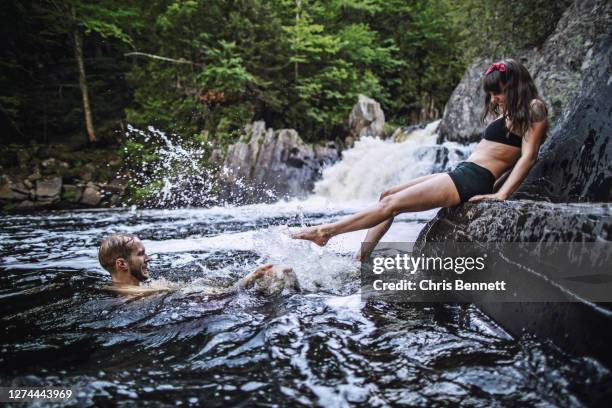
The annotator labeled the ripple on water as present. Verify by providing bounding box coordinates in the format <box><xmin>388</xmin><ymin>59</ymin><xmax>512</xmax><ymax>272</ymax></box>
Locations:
<box><xmin>1</xmin><ymin>207</ymin><xmax>610</xmax><ymax>406</ymax></box>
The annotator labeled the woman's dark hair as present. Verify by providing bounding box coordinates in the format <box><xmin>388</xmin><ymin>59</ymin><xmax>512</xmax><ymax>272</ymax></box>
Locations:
<box><xmin>481</xmin><ymin>58</ymin><xmax>546</xmax><ymax>138</ymax></box>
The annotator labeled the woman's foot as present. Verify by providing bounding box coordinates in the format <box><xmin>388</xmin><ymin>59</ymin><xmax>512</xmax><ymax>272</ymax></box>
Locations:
<box><xmin>291</xmin><ymin>226</ymin><xmax>331</xmax><ymax>246</ymax></box>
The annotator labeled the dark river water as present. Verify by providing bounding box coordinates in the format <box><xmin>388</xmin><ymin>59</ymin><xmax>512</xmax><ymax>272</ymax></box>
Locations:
<box><xmin>1</xmin><ymin>201</ymin><xmax>610</xmax><ymax>407</ymax></box>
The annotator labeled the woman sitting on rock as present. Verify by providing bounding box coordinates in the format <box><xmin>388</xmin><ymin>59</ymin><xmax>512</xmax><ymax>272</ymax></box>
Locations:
<box><xmin>292</xmin><ymin>58</ymin><xmax>548</xmax><ymax>252</ymax></box>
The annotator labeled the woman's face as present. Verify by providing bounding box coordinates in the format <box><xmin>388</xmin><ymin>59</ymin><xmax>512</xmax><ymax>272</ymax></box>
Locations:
<box><xmin>490</xmin><ymin>81</ymin><xmax>506</xmax><ymax>107</ymax></box>
<box><xmin>490</xmin><ymin>91</ymin><xmax>505</xmax><ymax>107</ymax></box>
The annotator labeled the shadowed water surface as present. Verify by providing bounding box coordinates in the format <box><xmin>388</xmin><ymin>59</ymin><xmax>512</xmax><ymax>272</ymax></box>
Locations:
<box><xmin>1</xmin><ymin>203</ymin><xmax>610</xmax><ymax>407</ymax></box>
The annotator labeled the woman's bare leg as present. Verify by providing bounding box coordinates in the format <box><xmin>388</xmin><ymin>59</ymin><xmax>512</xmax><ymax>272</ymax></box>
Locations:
<box><xmin>292</xmin><ymin>173</ymin><xmax>460</xmax><ymax>246</ymax></box>
<box><xmin>356</xmin><ymin>174</ymin><xmax>439</xmax><ymax>259</ymax></box>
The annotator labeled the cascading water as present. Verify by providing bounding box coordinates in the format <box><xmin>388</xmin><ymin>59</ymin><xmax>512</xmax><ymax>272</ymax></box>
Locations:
<box><xmin>1</xmin><ymin>122</ymin><xmax>609</xmax><ymax>407</ymax></box>
<box><xmin>313</xmin><ymin>121</ymin><xmax>471</xmax><ymax>202</ymax></box>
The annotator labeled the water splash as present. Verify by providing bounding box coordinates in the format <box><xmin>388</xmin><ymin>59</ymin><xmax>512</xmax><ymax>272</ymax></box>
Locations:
<box><xmin>124</xmin><ymin>125</ymin><xmax>219</xmax><ymax>207</ymax></box>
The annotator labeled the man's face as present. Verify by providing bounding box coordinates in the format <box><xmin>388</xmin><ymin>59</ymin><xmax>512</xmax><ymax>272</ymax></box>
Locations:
<box><xmin>126</xmin><ymin>239</ymin><xmax>151</xmax><ymax>282</ymax></box>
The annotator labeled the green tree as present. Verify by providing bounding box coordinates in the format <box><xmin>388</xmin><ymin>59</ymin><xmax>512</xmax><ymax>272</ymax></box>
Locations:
<box><xmin>51</xmin><ymin>0</ymin><xmax>137</xmax><ymax>143</ymax></box>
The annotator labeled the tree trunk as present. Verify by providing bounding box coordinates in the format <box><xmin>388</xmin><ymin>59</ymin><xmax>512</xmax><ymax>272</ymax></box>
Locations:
<box><xmin>73</xmin><ymin>27</ymin><xmax>96</xmax><ymax>143</ymax></box>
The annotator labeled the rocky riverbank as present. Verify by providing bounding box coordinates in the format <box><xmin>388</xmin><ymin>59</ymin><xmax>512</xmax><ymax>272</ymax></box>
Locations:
<box><xmin>0</xmin><ymin>91</ymin><xmax>393</xmax><ymax>212</ymax></box>
<box><xmin>0</xmin><ymin>145</ymin><xmax>127</xmax><ymax>212</ymax></box>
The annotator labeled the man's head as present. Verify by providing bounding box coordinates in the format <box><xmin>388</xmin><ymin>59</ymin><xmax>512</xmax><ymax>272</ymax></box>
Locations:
<box><xmin>98</xmin><ymin>234</ymin><xmax>151</xmax><ymax>285</ymax></box>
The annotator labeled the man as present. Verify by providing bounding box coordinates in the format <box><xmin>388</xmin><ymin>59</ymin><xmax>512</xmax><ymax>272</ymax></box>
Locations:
<box><xmin>98</xmin><ymin>234</ymin><xmax>300</xmax><ymax>295</ymax></box>
<box><xmin>98</xmin><ymin>234</ymin><xmax>163</xmax><ymax>295</ymax></box>
<box><xmin>98</xmin><ymin>234</ymin><xmax>151</xmax><ymax>286</ymax></box>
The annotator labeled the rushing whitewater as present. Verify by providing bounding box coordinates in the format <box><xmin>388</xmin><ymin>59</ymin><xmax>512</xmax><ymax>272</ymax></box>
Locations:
<box><xmin>1</xmin><ymin>122</ymin><xmax>608</xmax><ymax>406</ymax></box>
<box><xmin>314</xmin><ymin>121</ymin><xmax>471</xmax><ymax>202</ymax></box>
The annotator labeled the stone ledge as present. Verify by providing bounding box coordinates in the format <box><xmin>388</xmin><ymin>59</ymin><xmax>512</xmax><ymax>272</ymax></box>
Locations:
<box><xmin>416</xmin><ymin>200</ymin><xmax>612</xmax><ymax>367</ymax></box>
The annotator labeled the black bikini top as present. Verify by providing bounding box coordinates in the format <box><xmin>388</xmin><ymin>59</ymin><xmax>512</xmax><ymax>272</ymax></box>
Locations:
<box><xmin>482</xmin><ymin>117</ymin><xmax>522</xmax><ymax>148</ymax></box>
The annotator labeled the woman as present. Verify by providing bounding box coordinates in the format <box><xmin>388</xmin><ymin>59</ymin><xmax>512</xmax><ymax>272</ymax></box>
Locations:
<box><xmin>292</xmin><ymin>58</ymin><xmax>548</xmax><ymax>252</ymax></box>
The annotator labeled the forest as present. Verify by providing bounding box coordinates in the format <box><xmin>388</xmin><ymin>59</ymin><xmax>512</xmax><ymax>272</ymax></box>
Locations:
<box><xmin>1</xmin><ymin>0</ymin><xmax>569</xmax><ymax>148</ymax></box>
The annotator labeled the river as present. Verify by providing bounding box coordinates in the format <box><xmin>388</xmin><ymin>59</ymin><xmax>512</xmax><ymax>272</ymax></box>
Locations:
<box><xmin>1</xmin><ymin>123</ymin><xmax>609</xmax><ymax>407</ymax></box>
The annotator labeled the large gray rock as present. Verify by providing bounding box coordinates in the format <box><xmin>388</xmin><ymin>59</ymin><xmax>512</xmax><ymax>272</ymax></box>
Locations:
<box><xmin>35</xmin><ymin>177</ymin><xmax>62</xmax><ymax>200</ymax></box>
<box><xmin>417</xmin><ymin>201</ymin><xmax>610</xmax><ymax>243</ymax></box>
<box><xmin>438</xmin><ymin>0</ymin><xmax>611</xmax><ymax>144</ymax></box>
<box><xmin>437</xmin><ymin>57</ymin><xmax>492</xmax><ymax>143</ymax></box>
<box><xmin>81</xmin><ymin>185</ymin><xmax>102</xmax><ymax>206</ymax></box>
<box><xmin>348</xmin><ymin>94</ymin><xmax>385</xmax><ymax>139</ymax></box>
<box><xmin>0</xmin><ymin>183</ymin><xmax>12</xmax><ymax>200</ymax></box>
<box><xmin>415</xmin><ymin>202</ymin><xmax>612</xmax><ymax>367</ymax></box>
<box><xmin>221</xmin><ymin>121</ymin><xmax>339</xmax><ymax>202</ymax></box>
<box><xmin>0</xmin><ymin>178</ymin><xmax>30</xmax><ymax>201</ymax></box>
<box><xmin>516</xmin><ymin>30</ymin><xmax>611</xmax><ymax>201</ymax></box>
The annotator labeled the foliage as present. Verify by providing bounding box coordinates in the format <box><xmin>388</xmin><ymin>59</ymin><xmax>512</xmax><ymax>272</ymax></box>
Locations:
<box><xmin>1</xmin><ymin>0</ymin><xmax>572</xmax><ymax>146</ymax></box>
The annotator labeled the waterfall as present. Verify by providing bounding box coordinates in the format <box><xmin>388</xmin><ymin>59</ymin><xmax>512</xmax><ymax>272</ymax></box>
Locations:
<box><xmin>313</xmin><ymin>121</ymin><xmax>473</xmax><ymax>203</ymax></box>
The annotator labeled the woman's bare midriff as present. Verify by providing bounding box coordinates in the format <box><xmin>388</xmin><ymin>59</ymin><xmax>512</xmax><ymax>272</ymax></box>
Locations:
<box><xmin>466</xmin><ymin>139</ymin><xmax>521</xmax><ymax>179</ymax></box>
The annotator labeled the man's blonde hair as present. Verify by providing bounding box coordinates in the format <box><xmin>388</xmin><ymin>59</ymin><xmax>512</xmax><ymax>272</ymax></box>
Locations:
<box><xmin>98</xmin><ymin>234</ymin><xmax>138</xmax><ymax>273</ymax></box>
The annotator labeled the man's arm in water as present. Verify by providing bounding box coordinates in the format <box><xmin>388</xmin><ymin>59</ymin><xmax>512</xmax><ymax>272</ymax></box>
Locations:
<box><xmin>104</xmin><ymin>284</ymin><xmax>173</xmax><ymax>296</ymax></box>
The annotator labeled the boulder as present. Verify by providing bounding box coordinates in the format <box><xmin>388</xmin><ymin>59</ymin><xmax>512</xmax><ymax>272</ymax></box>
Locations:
<box><xmin>105</xmin><ymin>179</ymin><xmax>127</xmax><ymax>196</ymax></box>
<box><xmin>516</xmin><ymin>30</ymin><xmax>611</xmax><ymax>201</ymax></box>
<box><xmin>417</xmin><ymin>201</ymin><xmax>610</xmax><ymax>243</ymax></box>
<box><xmin>416</xmin><ymin>201</ymin><xmax>612</xmax><ymax>366</ymax></box>
<box><xmin>436</xmin><ymin>57</ymin><xmax>491</xmax><ymax>143</ymax></box>
<box><xmin>11</xmin><ymin>182</ymin><xmax>30</xmax><ymax>201</ymax></box>
<box><xmin>221</xmin><ymin>121</ymin><xmax>339</xmax><ymax>202</ymax></box>
<box><xmin>41</xmin><ymin>158</ymin><xmax>69</xmax><ymax>170</ymax></box>
<box><xmin>35</xmin><ymin>177</ymin><xmax>62</xmax><ymax>200</ymax></box>
<box><xmin>0</xmin><ymin>178</ymin><xmax>30</xmax><ymax>201</ymax></box>
<box><xmin>0</xmin><ymin>182</ymin><xmax>15</xmax><ymax>201</ymax></box>
<box><xmin>79</xmin><ymin>163</ymin><xmax>96</xmax><ymax>182</ymax></box>
<box><xmin>27</xmin><ymin>167</ymin><xmax>41</xmax><ymax>182</ymax></box>
<box><xmin>16</xmin><ymin>200</ymin><xmax>34</xmax><ymax>211</ymax></box>
<box><xmin>348</xmin><ymin>95</ymin><xmax>385</xmax><ymax>139</ymax></box>
<box><xmin>344</xmin><ymin>136</ymin><xmax>355</xmax><ymax>149</ymax></box>
<box><xmin>81</xmin><ymin>185</ymin><xmax>102</xmax><ymax>206</ymax></box>
<box><xmin>437</xmin><ymin>0</ymin><xmax>611</xmax><ymax>144</ymax></box>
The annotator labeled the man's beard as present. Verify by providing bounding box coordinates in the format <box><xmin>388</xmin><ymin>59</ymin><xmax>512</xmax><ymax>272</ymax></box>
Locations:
<box><xmin>130</xmin><ymin>264</ymin><xmax>149</xmax><ymax>282</ymax></box>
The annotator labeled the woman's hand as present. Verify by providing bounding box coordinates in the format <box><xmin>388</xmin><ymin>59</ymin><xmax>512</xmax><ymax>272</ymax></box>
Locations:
<box><xmin>379</xmin><ymin>188</ymin><xmax>394</xmax><ymax>200</ymax></box>
<box><xmin>468</xmin><ymin>193</ymin><xmax>507</xmax><ymax>202</ymax></box>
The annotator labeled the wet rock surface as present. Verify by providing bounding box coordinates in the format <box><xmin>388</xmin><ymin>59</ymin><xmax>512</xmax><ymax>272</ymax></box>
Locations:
<box><xmin>417</xmin><ymin>201</ymin><xmax>611</xmax><ymax>243</ymax></box>
<box><xmin>516</xmin><ymin>31</ymin><xmax>611</xmax><ymax>201</ymax></box>
<box><xmin>221</xmin><ymin>121</ymin><xmax>339</xmax><ymax>202</ymax></box>
<box><xmin>416</xmin><ymin>201</ymin><xmax>612</xmax><ymax>365</ymax></box>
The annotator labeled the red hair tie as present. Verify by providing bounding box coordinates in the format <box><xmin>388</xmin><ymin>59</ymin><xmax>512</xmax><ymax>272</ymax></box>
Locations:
<box><xmin>484</xmin><ymin>62</ymin><xmax>506</xmax><ymax>76</ymax></box>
